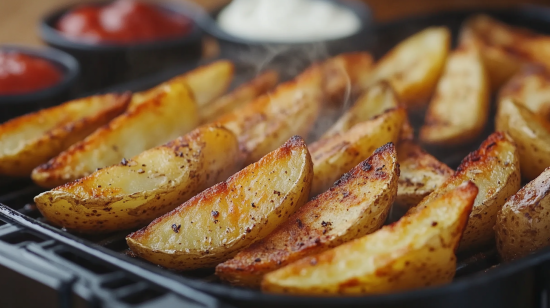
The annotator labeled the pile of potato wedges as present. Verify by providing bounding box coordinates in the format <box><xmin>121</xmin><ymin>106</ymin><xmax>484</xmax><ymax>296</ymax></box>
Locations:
<box><xmin>3</xmin><ymin>14</ymin><xmax>550</xmax><ymax>296</ymax></box>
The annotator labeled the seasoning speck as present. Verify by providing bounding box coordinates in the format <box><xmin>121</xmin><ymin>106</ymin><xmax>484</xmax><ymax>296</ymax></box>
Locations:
<box><xmin>171</xmin><ymin>224</ymin><xmax>181</xmax><ymax>233</ymax></box>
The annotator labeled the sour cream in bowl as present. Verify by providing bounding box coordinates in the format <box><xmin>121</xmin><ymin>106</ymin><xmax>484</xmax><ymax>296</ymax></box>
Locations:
<box><xmin>217</xmin><ymin>0</ymin><xmax>362</xmax><ymax>43</ymax></box>
<box><xmin>197</xmin><ymin>0</ymin><xmax>371</xmax><ymax>79</ymax></box>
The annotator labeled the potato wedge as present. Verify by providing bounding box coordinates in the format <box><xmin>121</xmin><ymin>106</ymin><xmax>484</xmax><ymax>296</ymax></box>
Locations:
<box><xmin>126</xmin><ymin>136</ymin><xmax>313</xmax><ymax>270</ymax></box>
<box><xmin>0</xmin><ymin>93</ymin><xmax>130</xmax><ymax>177</ymax></box>
<box><xmin>216</xmin><ymin>65</ymin><xmax>322</xmax><ymax>165</ymax></box>
<box><xmin>216</xmin><ymin>143</ymin><xmax>399</xmax><ymax>287</ymax></box>
<box><xmin>199</xmin><ymin>70</ymin><xmax>279</xmax><ymax>123</ymax></box>
<box><xmin>460</xmin><ymin>16</ymin><xmax>523</xmax><ymax>90</ymax></box>
<box><xmin>321</xmin><ymin>52</ymin><xmax>374</xmax><ymax>103</ymax></box>
<box><xmin>322</xmin><ymin>81</ymin><xmax>399</xmax><ymax>139</ymax></box>
<box><xmin>499</xmin><ymin>65</ymin><xmax>550</xmax><ymax>121</ymax></box>
<box><xmin>262</xmin><ymin>181</ymin><xmax>477</xmax><ymax>295</ymax></box>
<box><xmin>395</xmin><ymin>140</ymin><xmax>453</xmax><ymax>210</ymax></box>
<box><xmin>408</xmin><ymin>132</ymin><xmax>521</xmax><ymax>251</ymax></box>
<box><xmin>131</xmin><ymin>60</ymin><xmax>234</xmax><ymax>108</ymax></box>
<box><xmin>32</xmin><ymin>82</ymin><xmax>199</xmax><ymax>188</ymax></box>
<box><xmin>496</xmin><ymin>98</ymin><xmax>550</xmax><ymax>180</ymax></box>
<box><xmin>310</xmin><ymin>107</ymin><xmax>405</xmax><ymax>197</ymax></box>
<box><xmin>360</xmin><ymin>27</ymin><xmax>450</xmax><ymax>108</ymax></box>
<box><xmin>34</xmin><ymin>126</ymin><xmax>242</xmax><ymax>233</ymax></box>
<box><xmin>462</xmin><ymin>15</ymin><xmax>550</xmax><ymax>90</ymax></box>
<box><xmin>496</xmin><ymin>167</ymin><xmax>550</xmax><ymax>261</ymax></box>
<box><xmin>420</xmin><ymin>44</ymin><xmax>490</xmax><ymax>146</ymax></box>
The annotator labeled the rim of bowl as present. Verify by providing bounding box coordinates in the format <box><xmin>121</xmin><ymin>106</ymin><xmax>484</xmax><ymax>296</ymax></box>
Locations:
<box><xmin>0</xmin><ymin>44</ymin><xmax>80</xmax><ymax>104</ymax></box>
<box><xmin>40</xmin><ymin>1</ymin><xmax>204</xmax><ymax>51</ymax></box>
<box><xmin>196</xmin><ymin>0</ymin><xmax>373</xmax><ymax>45</ymax></box>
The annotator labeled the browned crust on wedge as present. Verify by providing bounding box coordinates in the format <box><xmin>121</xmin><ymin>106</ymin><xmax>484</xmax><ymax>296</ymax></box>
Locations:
<box><xmin>216</xmin><ymin>143</ymin><xmax>399</xmax><ymax>287</ymax></box>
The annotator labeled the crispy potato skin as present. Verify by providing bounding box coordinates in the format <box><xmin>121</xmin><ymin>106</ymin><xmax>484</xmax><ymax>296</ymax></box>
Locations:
<box><xmin>420</xmin><ymin>44</ymin><xmax>490</xmax><ymax>146</ymax></box>
<box><xmin>409</xmin><ymin>132</ymin><xmax>521</xmax><ymax>251</ymax></box>
<box><xmin>361</xmin><ymin>27</ymin><xmax>450</xmax><ymax>108</ymax></box>
<box><xmin>131</xmin><ymin>60</ymin><xmax>234</xmax><ymax>108</ymax></box>
<box><xmin>499</xmin><ymin>65</ymin><xmax>550</xmax><ymax>123</ymax></box>
<box><xmin>262</xmin><ymin>182</ymin><xmax>477</xmax><ymax>295</ymax></box>
<box><xmin>496</xmin><ymin>98</ymin><xmax>550</xmax><ymax>180</ymax></box>
<box><xmin>32</xmin><ymin>82</ymin><xmax>199</xmax><ymax>187</ymax></box>
<box><xmin>0</xmin><ymin>93</ymin><xmax>130</xmax><ymax>177</ymax></box>
<box><xmin>496</xmin><ymin>167</ymin><xmax>550</xmax><ymax>261</ymax></box>
<box><xmin>217</xmin><ymin>65</ymin><xmax>322</xmax><ymax>165</ymax></box>
<box><xmin>126</xmin><ymin>136</ymin><xmax>313</xmax><ymax>270</ymax></box>
<box><xmin>321</xmin><ymin>52</ymin><xmax>374</xmax><ymax>103</ymax></box>
<box><xmin>322</xmin><ymin>81</ymin><xmax>400</xmax><ymax>139</ymax></box>
<box><xmin>395</xmin><ymin>141</ymin><xmax>453</xmax><ymax>210</ymax></box>
<box><xmin>216</xmin><ymin>143</ymin><xmax>399</xmax><ymax>287</ymax></box>
<box><xmin>34</xmin><ymin>126</ymin><xmax>242</xmax><ymax>233</ymax></box>
<box><xmin>199</xmin><ymin>70</ymin><xmax>279</xmax><ymax>123</ymax></box>
<box><xmin>310</xmin><ymin>107</ymin><xmax>405</xmax><ymax>197</ymax></box>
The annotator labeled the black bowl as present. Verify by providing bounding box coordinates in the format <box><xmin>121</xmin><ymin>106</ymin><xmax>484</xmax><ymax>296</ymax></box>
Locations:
<box><xmin>40</xmin><ymin>1</ymin><xmax>204</xmax><ymax>92</ymax></box>
<box><xmin>196</xmin><ymin>0</ymin><xmax>373</xmax><ymax>79</ymax></box>
<box><xmin>0</xmin><ymin>45</ymin><xmax>79</xmax><ymax>124</ymax></box>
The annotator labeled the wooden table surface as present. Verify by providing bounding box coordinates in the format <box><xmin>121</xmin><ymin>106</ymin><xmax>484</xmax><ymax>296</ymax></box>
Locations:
<box><xmin>0</xmin><ymin>0</ymin><xmax>548</xmax><ymax>46</ymax></box>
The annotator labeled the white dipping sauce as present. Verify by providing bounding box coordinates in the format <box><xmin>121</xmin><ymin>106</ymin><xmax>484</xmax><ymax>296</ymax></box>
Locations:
<box><xmin>217</xmin><ymin>0</ymin><xmax>362</xmax><ymax>42</ymax></box>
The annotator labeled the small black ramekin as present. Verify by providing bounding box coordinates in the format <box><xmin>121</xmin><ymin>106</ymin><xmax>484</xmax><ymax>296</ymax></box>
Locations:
<box><xmin>0</xmin><ymin>45</ymin><xmax>79</xmax><ymax>124</ymax></box>
<box><xmin>40</xmin><ymin>1</ymin><xmax>204</xmax><ymax>92</ymax></box>
<box><xmin>196</xmin><ymin>0</ymin><xmax>373</xmax><ymax>79</ymax></box>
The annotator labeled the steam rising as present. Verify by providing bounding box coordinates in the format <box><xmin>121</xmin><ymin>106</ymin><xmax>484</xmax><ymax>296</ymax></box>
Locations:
<box><xmin>223</xmin><ymin>42</ymin><xmax>356</xmax><ymax>143</ymax></box>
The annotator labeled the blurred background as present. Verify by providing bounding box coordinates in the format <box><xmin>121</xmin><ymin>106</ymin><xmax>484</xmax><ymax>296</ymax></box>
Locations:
<box><xmin>1</xmin><ymin>0</ymin><xmax>548</xmax><ymax>46</ymax></box>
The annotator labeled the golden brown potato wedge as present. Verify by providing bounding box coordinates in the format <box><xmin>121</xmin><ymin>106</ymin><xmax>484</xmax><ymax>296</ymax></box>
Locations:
<box><xmin>496</xmin><ymin>167</ymin><xmax>550</xmax><ymax>261</ymax></box>
<box><xmin>499</xmin><ymin>65</ymin><xmax>550</xmax><ymax>121</ymax></box>
<box><xmin>199</xmin><ymin>70</ymin><xmax>279</xmax><ymax>123</ymax></box>
<box><xmin>216</xmin><ymin>65</ymin><xmax>323</xmax><ymax>165</ymax></box>
<box><xmin>420</xmin><ymin>44</ymin><xmax>490</xmax><ymax>146</ymax></box>
<box><xmin>360</xmin><ymin>27</ymin><xmax>450</xmax><ymax>108</ymax></box>
<box><xmin>461</xmin><ymin>15</ymin><xmax>550</xmax><ymax>90</ymax></box>
<box><xmin>0</xmin><ymin>93</ymin><xmax>130</xmax><ymax>177</ymax></box>
<box><xmin>216</xmin><ymin>143</ymin><xmax>399</xmax><ymax>288</ymax></box>
<box><xmin>34</xmin><ymin>126</ymin><xmax>242</xmax><ymax>233</ymax></box>
<box><xmin>32</xmin><ymin>82</ymin><xmax>199</xmax><ymax>188</ymax></box>
<box><xmin>408</xmin><ymin>132</ymin><xmax>521</xmax><ymax>251</ymax></box>
<box><xmin>126</xmin><ymin>136</ymin><xmax>313</xmax><ymax>270</ymax></box>
<box><xmin>395</xmin><ymin>140</ymin><xmax>454</xmax><ymax>210</ymax></box>
<box><xmin>322</xmin><ymin>81</ymin><xmax>399</xmax><ymax>139</ymax></box>
<box><xmin>262</xmin><ymin>181</ymin><xmax>477</xmax><ymax>295</ymax></box>
<box><xmin>496</xmin><ymin>98</ymin><xmax>550</xmax><ymax>180</ymax></box>
<box><xmin>321</xmin><ymin>52</ymin><xmax>374</xmax><ymax>103</ymax></box>
<box><xmin>131</xmin><ymin>60</ymin><xmax>234</xmax><ymax>108</ymax></box>
<box><xmin>310</xmin><ymin>107</ymin><xmax>405</xmax><ymax>197</ymax></box>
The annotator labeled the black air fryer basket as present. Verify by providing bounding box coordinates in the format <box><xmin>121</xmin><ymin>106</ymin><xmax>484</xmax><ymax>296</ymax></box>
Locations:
<box><xmin>1</xmin><ymin>7</ymin><xmax>550</xmax><ymax>308</ymax></box>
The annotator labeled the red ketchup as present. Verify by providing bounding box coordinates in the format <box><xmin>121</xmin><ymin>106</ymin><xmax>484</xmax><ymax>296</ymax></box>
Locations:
<box><xmin>56</xmin><ymin>0</ymin><xmax>192</xmax><ymax>44</ymax></box>
<box><xmin>0</xmin><ymin>51</ymin><xmax>63</xmax><ymax>95</ymax></box>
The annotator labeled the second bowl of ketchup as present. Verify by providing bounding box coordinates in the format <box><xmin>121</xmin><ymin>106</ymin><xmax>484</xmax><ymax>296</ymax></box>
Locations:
<box><xmin>41</xmin><ymin>0</ymin><xmax>203</xmax><ymax>91</ymax></box>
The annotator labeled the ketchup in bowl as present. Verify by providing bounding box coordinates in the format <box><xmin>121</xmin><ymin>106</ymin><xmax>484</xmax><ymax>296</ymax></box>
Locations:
<box><xmin>0</xmin><ymin>51</ymin><xmax>63</xmax><ymax>96</ymax></box>
<box><xmin>56</xmin><ymin>0</ymin><xmax>193</xmax><ymax>44</ymax></box>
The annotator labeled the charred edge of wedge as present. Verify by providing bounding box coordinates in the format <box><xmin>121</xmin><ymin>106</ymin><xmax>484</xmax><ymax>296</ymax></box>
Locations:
<box><xmin>456</xmin><ymin>131</ymin><xmax>512</xmax><ymax>174</ymax></box>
